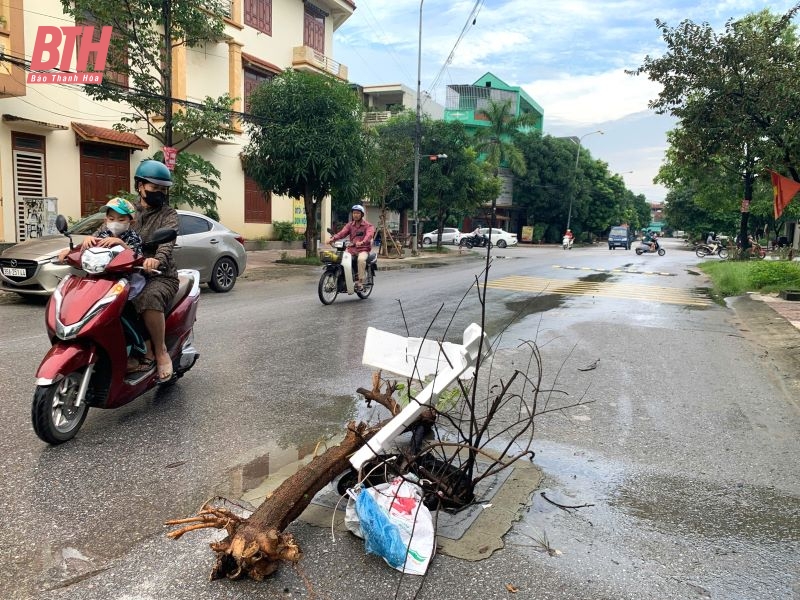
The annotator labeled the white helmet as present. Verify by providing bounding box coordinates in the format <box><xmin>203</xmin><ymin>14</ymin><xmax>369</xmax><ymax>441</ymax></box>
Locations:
<box><xmin>351</xmin><ymin>204</ymin><xmax>365</xmax><ymax>215</ymax></box>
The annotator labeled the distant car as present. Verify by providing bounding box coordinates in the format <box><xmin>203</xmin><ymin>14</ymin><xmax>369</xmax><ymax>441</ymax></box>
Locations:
<box><xmin>0</xmin><ymin>210</ymin><xmax>247</xmax><ymax>296</ymax></box>
<box><xmin>478</xmin><ymin>228</ymin><xmax>518</xmax><ymax>248</ymax></box>
<box><xmin>608</xmin><ymin>225</ymin><xmax>633</xmax><ymax>250</ymax></box>
<box><xmin>422</xmin><ymin>228</ymin><xmax>462</xmax><ymax>245</ymax></box>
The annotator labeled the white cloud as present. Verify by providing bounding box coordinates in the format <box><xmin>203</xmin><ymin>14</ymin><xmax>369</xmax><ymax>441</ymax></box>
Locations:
<box><xmin>524</xmin><ymin>69</ymin><xmax>663</xmax><ymax>125</ymax></box>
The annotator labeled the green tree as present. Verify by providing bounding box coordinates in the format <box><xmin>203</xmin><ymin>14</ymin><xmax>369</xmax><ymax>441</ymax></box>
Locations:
<box><xmin>418</xmin><ymin>120</ymin><xmax>498</xmax><ymax>247</ymax></box>
<box><xmin>360</xmin><ymin>113</ymin><xmax>415</xmax><ymax>255</ymax></box>
<box><xmin>244</xmin><ymin>70</ymin><xmax>365</xmax><ymax>256</ymax></box>
<box><xmin>472</xmin><ymin>99</ymin><xmax>538</xmax><ymax>228</ymax></box>
<box><xmin>60</xmin><ymin>0</ymin><xmax>234</xmax><ymax>215</ymax></box>
<box><xmin>632</xmin><ymin>5</ymin><xmax>800</xmax><ymax>250</ymax></box>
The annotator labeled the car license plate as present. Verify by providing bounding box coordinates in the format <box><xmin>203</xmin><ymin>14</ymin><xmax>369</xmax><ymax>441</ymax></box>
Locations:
<box><xmin>2</xmin><ymin>267</ymin><xmax>26</xmax><ymax>277</ymax></box>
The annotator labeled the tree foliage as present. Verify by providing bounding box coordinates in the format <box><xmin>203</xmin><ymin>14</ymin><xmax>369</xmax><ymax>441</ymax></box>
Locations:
<box><xmin>418</xmin><ymin>120</ymin><xmax>498</xmax><ymax>246</ymax></box>
<box><xmin>244</xmin><ymin>70</ymin><xmax>365</xmax><ymax>256</ymax></box>
<box><xmin>514</xmin><ymin>133</ymin><xmax>647</xmax><ymax>242</ymax></box>
<box><xmin>632</xmin><ymin>5</ymin><xmax>800</xmax><ymax>246</ymax></box>
<box><xmin>59</xmin><ymin>0</ymin><xmax>235</xmax><ymax>215</ymax></box>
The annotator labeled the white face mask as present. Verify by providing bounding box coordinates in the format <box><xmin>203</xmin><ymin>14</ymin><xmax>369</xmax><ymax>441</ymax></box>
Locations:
<box><xmin>106</xmin><ymin>221</ymin><xmax>129</xmax><ymax>236</ymax></box>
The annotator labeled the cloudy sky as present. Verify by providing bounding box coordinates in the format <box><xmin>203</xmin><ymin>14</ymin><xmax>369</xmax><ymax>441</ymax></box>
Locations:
<box><xmin>334</xmin><ymin>0</ymin><xmax>799</xmax><ymax>203</ymax></box>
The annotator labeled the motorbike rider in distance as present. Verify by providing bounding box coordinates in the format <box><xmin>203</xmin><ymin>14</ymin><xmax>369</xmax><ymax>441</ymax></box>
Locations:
<box><xmin>328</xmin><ymin>205</ymin><xmax>375</xmax><ymax>292</ymax></box>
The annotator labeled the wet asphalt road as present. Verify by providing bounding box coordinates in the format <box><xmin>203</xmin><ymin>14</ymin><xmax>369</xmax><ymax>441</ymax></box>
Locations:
<box><xmin>1</xmin><ymin>238</ymin><xmax>798</xmax><ymax>599</ymax></box>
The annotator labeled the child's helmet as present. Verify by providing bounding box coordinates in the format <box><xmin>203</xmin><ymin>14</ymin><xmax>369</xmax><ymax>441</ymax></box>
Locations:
<box><xmin>104</xmin><ymin>197</ymin><xmax>137</xmax><ymax>216</ymax></box>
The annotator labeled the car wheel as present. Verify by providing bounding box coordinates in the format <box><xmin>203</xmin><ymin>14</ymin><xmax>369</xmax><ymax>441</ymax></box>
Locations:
<box><xmin>208</xmin><ymin>256</ymin><xmax>238</xmax><ymax>292</ymax></box>
<box><xmin>423</xmin><ymin>237</ymin><xmax>432</xmax><ymax>245</ymax></box>
<box><xmin>497</xmin><ymin>240</ymin><xmax>507</xmax><ymax>248</ymax></box>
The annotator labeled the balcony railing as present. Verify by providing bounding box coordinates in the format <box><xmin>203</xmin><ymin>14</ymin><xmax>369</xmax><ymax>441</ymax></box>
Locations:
<box><xmin>292</xmin><ymin>46</ymin><xmax>348</xmax><ymax>81</ymax></box>
<box><xmin>364</xmin><ymin>111</ymin><xmax>392</xmax><ymax>124</ymax></box>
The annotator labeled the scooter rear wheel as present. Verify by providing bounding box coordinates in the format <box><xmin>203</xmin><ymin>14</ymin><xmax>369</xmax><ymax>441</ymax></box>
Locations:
<box><xmin>31</xmin><ymin>371</ymin><xmax>89</xmax><ymax>445</ymax></box>
<box><xmin>318</xmin><ymin>271</ymin><xmax>339</xmax><ymax>305</ymax></box>
<box><xmin>356</xmin><ymin>271</ymin><xmax>374</xmax><ymax>299</ymax></box>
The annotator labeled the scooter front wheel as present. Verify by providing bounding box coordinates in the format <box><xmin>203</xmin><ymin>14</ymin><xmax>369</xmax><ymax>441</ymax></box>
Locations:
<box><xmin>718</xmin><ymin>248</ymin><xmax>728</xmax><ymax>259</ymax></box>
<box><xmin>318</xmin><ymin>271</ymin><xmax>339</xmax><ymax>305</ymax></box>
<box><xmin>31</xmin><ymin>371</ymin><xmax>89</xmax><ymax>444</ymax></box>
<box><xmin>657</xmin><ymin>248</ymin><xmax>666</xmax><ymax>256</ymax></box>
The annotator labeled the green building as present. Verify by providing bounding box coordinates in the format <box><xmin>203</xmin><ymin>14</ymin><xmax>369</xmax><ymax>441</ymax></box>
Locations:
<box><xmin>443</xmin><ymin>73</ymin><xmax>544</xmax><ymax>235</ymax></box>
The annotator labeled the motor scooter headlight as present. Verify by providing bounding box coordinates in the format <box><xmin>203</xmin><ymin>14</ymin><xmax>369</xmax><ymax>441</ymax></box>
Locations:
<box><xmin>81</xmin><ymin>247</ymin><xmax>114</xmax><ymax>274</ymax></box>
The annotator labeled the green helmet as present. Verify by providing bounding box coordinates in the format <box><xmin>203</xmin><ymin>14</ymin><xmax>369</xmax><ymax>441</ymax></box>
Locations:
<box><xmin>134</xmin><ymin>160</ymin><xmax>173</xmax><ymax>187</ymax></box>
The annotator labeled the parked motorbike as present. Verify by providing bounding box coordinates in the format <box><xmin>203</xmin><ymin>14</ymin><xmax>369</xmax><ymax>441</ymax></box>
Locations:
<box><xmin>459</xmin><ymin>233</ymin><xmax>492</xmax><ymax>249</ymax></box>
<box><xmin>318</xmin><ymin>237</ymin><xmax>377</xmax><ymax>305</ymax></box>
<box><xmin>695</xmin><ymin>243</ymin><xmax>728</xmax><ymax>259</ymax></box>
<box><xmin>635</xmin><ymin>241</ymin><xmax>666</xmax><ymax>256</ymax></box>
<box><xmin>562</xmin><ymin>235</ymin><xmax>573</xmax><ymax>250</ymax></box>
<box><xmin>32</xmin><ymin>215</ymin><xmax>201</xmax><ymax>444</ymax></box>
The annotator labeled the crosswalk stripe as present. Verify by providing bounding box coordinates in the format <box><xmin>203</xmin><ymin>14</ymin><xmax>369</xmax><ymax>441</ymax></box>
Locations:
<box><xmin>485</xmin><ymin>276</ymin><xmax>712</xmax><ymax>307</ymax></box>
<box><xmin>553</xmin><ymin>265</ymin><xmax>675</xmax><ymax>277</ymax></box>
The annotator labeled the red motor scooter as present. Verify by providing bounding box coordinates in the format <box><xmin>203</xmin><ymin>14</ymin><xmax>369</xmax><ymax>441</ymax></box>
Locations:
<box><xmin>32</xmin><ymin>215</ymin><xmax>201</xmax><ymax>444</ymax></box>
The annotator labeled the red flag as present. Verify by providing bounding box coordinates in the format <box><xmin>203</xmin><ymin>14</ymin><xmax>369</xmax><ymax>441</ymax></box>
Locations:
<box><xmin>771</xmin><ymin>170</ymin><xmax>800</xmax><ymax>220</ymax></box>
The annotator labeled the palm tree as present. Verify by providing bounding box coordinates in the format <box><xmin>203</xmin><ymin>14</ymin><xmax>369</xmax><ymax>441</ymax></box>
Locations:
<box><xmin>472</xmin><ymin>99</ymin><xmax>537</xmax><ymax>229</ymax></box>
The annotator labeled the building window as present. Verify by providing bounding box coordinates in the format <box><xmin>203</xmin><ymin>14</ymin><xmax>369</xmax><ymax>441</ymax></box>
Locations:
<box><xmin>76</xmin><ymin>17</ymin><xmax>128</xmax><ymax>87</ymax></box>
<box><xmin>304</xmin><ymin>4</ymin><xmax>325</xmax><ymax>53</ymax></box>
<box><xmin>244</xmin><ymin>0</ymin><xmax>271</xmax><ymax>35</ymax></box>
<box><xmin>243</xmin><ymin>66</ymin><xmax>273</xmax><ymax>113</ymax></box>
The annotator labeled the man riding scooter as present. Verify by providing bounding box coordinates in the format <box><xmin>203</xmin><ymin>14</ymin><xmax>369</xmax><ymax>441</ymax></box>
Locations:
<box><xmin>328</xmin><ymin>205</ymin><xmax>375</xmax><ymax>292</ymax></box>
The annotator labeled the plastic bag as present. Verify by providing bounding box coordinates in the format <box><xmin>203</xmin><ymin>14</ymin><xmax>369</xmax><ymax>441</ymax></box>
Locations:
<box><xmin>354</xmin><ymin>485</ymin><xmax>408</xmax><ymax>568</ymax></box>
<box><xmin>345</xmin><ymin>477</ymin><xmax>435</xmax><ymax>575</ymax></box>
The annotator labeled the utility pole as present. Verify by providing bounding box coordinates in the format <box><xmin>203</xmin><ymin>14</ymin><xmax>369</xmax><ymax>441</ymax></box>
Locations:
<box><xmin>162</xmin><ymin>0</ymin><xmax>173</xmax><ymax>148</ymax></box>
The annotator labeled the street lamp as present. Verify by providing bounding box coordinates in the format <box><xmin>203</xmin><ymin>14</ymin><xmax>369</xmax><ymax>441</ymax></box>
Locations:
<box><xmin>411</xmin><ymin>0</ymin><xmax>425</xmax><ymax>256</ymax></box>
<box><xmin>565</xmin><ymin>129</ymin><xmax>603</xmax><ymax>232</ymax></box>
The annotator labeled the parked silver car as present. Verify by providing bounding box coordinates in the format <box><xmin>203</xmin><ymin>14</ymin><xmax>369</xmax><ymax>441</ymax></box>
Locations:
<box><xmin>0</xmin><ymin>210</ymin><xmax>247</xmax><ymax>296</ymax></box>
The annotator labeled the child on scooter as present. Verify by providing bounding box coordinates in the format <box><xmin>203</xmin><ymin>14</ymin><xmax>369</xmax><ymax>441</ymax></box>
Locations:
<box><xmin>58</xmin><ymin>198</ymin><xmax>142</xmax><ymax>261</ymax></box>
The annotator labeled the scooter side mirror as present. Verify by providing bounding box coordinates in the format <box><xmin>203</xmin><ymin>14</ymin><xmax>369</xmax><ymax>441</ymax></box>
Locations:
<box><xmin>143</xmin><ymin>227</ymin><xmax>178</xmax><ymax>250</ymax></box>
<box><xmin>55</xmin><ymin>215</ymin><xmax>69</xmax><ymax>234</ymax></box>
<box><xmin>326</xmin><ymin>227</ymin><xmax>334</xmax><ymax>234</ymax></box>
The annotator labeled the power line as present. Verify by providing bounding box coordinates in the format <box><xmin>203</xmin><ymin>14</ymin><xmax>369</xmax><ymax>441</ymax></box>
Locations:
<box><xmin>426</xmin><ymin>0</ymin><xmax>485</xmax><ymax>97</ymax></box>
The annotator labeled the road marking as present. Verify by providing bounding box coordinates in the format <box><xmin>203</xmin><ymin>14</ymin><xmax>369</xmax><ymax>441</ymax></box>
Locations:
<box><xmin>486</xmin><ymin>275</ymin><xmax>712</xmax><ymax>307</ymax></box>
<box><xmin>554</xmin><ymin>265</ymin><xmax>675</xmax><ymax>277</ymax></box>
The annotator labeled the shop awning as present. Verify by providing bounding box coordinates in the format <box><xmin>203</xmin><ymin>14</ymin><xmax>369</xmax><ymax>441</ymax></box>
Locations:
<box><xmin>71</xmin><ymin>122</ymin><xmax>149</xmax><ymax>150</ymax></box>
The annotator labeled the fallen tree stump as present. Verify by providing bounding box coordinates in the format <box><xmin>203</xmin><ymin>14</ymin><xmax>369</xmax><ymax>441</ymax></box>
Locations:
<box><xmin>166</xmin><ymin>374</ymin><xmax>401</xmax><ymax>581</ymax></box>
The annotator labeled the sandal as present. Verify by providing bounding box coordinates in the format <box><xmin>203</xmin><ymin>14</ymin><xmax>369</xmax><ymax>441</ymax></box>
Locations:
<box><xmin>127</xmin><ymin>357</ymin><xmax>155</xmax><ymax>374</ymax></box>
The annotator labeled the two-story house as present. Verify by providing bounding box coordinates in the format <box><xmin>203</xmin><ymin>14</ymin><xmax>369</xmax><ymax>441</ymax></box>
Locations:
<box><xmin>0</xmin><ymin>0</ymin><xmax>354</xmax><ymax>245</ymax></box>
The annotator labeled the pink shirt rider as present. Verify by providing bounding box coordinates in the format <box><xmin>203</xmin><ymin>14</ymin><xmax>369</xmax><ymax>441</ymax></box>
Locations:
<box><xmin>330</xmin><ymin>219</ymin><xmax>375</xmax><ymax>256</ymax></box>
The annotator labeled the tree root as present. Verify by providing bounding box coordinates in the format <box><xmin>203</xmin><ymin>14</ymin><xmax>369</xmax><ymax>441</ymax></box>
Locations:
<box><xmin>166</xmin><ymin>421</ymin><xmax>380</xmax><ymax>581</ymax></box>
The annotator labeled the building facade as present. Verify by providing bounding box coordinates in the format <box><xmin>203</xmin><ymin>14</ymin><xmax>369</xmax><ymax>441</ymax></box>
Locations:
<box><xmin>443</xmin><ymin>72</ymin><xmax>544</xmax><ymax>235</ymax></box>
<box><xmin>0</xmin><ymin>0</ymin><xmax>355</xmax><ymax>244</ymax></box>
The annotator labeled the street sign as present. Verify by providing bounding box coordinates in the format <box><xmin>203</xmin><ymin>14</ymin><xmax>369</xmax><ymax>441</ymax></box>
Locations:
<box><xmin>162</xmin><ymin>146</ymin><xmax>178</xmax><ymax>170</ymax></box>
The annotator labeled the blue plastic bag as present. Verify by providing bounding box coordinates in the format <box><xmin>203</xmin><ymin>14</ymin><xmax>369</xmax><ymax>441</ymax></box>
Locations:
<box><xmin>354</xmin><ymin>486</ymin><xmax>407</xmax><ymax>568</ymax></box>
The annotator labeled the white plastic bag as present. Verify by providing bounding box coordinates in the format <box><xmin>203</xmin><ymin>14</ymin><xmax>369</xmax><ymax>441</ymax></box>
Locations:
<box><xmin>344</xmin><ymin>477</ymin><xmax>435</xmax><ymax>575</ymax></box>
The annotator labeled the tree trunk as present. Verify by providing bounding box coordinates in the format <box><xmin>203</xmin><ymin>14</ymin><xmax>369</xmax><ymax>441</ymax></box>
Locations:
<box><xmin>166</xmin><ymin>375</ymin><xmax>401</xmax><ymax>581</ymax></box>
<box><xmin>165</xmin><ymin>422</ymin><xmax>375</xmax><ymax>581</ymax></box>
